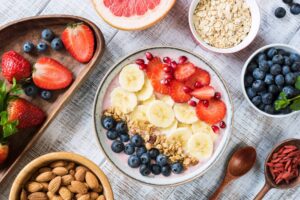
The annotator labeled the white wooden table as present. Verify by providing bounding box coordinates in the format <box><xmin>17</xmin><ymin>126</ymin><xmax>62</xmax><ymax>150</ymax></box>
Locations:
<box><xmin>1</xmin><ymin>0</ymin><xmax>300</xmax><ymax>199</ymax></box>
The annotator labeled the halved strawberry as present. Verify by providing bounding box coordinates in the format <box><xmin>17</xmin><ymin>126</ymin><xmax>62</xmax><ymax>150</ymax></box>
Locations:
<box><xmin>169</xmin><ymin>80</ymin><xmax>191</xmax><ymax>103</ymax></box>
<box><xmin>191</xmin><ymin>86</ymin><xmax>215</xmax><ymax>100</ymax></box>
<box><xmin>0</xmin><ymin>144</ymin><xmax>9</xmax><ymax>164</ymax></box>
<box><xmin>184</xmin><ymin>68</ymin><xmax>211</xmax><ymax>89</ymax></box>
<box><xmin>147</xmin><ymin>57</ymin><xmax>169</xmax><ymax>94</ymax></box>
<box><xmin>61</xmin><ymin>23</ymin><xmax>95</xmax><ymax>63</ymax></box>
<box><xmin>146</xmin><ymin>57</ymin><xmax>164</xmax><ymax>77</ymax></box>
<box><xmin>174</xmin><ymin>62</ymin><xmax>196</xmax><ymax>81</ymax></box>
<box><xmin>32</xmin><ymin>57</ymin><xmax>73</xmax><ymax>90</ymax></box>
<box><xmin>196</xmin><ymin>99</ymin><xmax>226</xmax><ymax>125</ymax></box>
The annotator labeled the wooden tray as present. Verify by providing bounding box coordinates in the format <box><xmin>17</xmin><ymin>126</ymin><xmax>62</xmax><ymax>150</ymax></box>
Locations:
<box><xmin>0</xmin><ymin>15</ymin><xmax>105</xmax><ymax>183</ymax></box>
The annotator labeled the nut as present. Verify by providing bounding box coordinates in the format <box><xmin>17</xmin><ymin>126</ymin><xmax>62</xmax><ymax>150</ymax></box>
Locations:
<box><xmin>50</xmin><ymin>161</ymin><xmax>67</xmax><ymax>168</ymax></box>
<box><xmin>75</xmin><ymin>167</ymin><xmax>86</xmax><ymax>182</ymax></box>
<box><xmin>38</xmin><ymin>167</ymin><xmax>51</xmax><ymax>173</ymax></box>
<box><xmin>78</xmin><ymin>194</ymin><xmax>90</xmax><ymax>200</ymax></box>
<box><xmin>97</xmin><ymin>195</ymin><xmax>106</xmax><ymax>200</ymax></box>
<box><xmin>62</xmin><ymin>174</ymin><xmax>74</xmax><ymax>185</ymax></box>
<box><xmin>28</xmin><ymin>192</ymin><xmax>47</xmax><ymax>200</ymax></box>
<box><xmin>48</xmin><ymin>176</ymin><xmax>61</xmax><ymax>193</ymax></box>
<box><xmin>71</xmin><ymin>181</ymin><xmax>88</xmax><ymax>194</ymax></box>
<box><xmin>26</xmin><ymin>182</ymin><xmax>43</xmax><ymax>193</ymax></box>
<box><xmin>85</xmin><ymin>171</ymin><xmax>99</xmax><ymax>190</ymax></box>
<box><xmin>65</xmin><ymin>162</ymin><xmax>75</xmax><ymax>170</ymax></box>
<box><xmin>90</xmin><ymin>192</ymin><xmax>99</xmax><ymax>200</ymax></box>
<box><xmin>52</xmin><ymin>195</ymin><xmax>63</xmax><ymax>200</ymax></box>
<box><xmin>52</xmin><ymin>167</ymin><xmax>68</xmax><ymax>176</ymax></box>
<box><xmin>36</xmin><ymin>172</ymin><xmax>55</xmax><ymax>182</ymax></box>
<box><xmin>59</xmin><ymin>187</ymin><xmax>72</xmax><ymax>200</ymax></box>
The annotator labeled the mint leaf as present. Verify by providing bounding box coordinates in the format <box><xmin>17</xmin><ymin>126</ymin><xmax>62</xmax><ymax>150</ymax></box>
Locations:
<box><xmin>295</xmin><ymin>76</ymin><xmax>300</xmax><ymax>90</ymax></box>
<box><xmin>290</xmin><ymin>99</ymin><xmax>300</xmax><ymax>111</ymax></box>
<box><xmin>275</xmin><ymin>99</ymin><xmax>290</xmax><ymax>110</ymax></box>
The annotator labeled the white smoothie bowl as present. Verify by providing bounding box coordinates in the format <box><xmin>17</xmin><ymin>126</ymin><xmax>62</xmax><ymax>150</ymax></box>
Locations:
<box><xmin>93</xmin><ymin>47</ymin><xmax>233</xmax><ymax>186</ymax></box>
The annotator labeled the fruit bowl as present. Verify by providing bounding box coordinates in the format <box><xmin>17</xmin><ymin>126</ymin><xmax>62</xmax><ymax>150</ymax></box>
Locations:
<box><xmin>93</xmin><ymin>47</ymin><xmax>233</xmax><ymax>186</ymax></box>
<box><xmin>241</xmin><ymin>44</ymin><xmax>300</xmax><ymax>118</ymax></box>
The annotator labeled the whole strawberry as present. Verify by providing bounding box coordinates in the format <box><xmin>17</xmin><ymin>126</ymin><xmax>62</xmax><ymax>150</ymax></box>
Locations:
<box><xmin>1</xmin><ymin>50</ymin><xmax>31</xmax><ymax>83</ymax></box>
<box><xmin>7</xmin><ymin>98</ymin><xmax>46</xmax><ymax>129</ymax></box>
<box><xmin>0</xmin><ymin>144</ymin><xmax>9</xmax><ymax>165</ymax></box>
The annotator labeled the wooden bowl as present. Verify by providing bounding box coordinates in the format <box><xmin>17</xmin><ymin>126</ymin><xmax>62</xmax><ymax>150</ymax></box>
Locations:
<box><xmin>9</xmin><ymin>152</ymin><xmax>114</xmax><ymax>200</ymax></box>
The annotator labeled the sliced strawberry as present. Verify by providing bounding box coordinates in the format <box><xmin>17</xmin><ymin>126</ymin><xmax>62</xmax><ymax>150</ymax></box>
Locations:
<box><xmin>184</xmin><ymin>68</ymin><xmax>211</xmax><ymax>89</ymax></box>
<box><xmin>146</xmin><ymin>57</ymin><xmax>164</xmax><ymax>77</ymax></box>
<box><xmin>147</xmin><ymin>57</ymin><xmax>169</xmax><ymax>94</ymax></box>
<box><xmin>0</xmin><ymin>144</ymin><xmax>9</xmax><ymax>164</ymax></box>
<box><xmin>32</xmin><ymin>57</ymin><xmax>73</xmax><ymax>90</ymax></box>
<box><xmin>61</xmin><ymin>23</ymin><xmax>95</xmax><ymax>63</ymax></box>
<box><xmin>196</xmin><ymin>99</ymin><xmax>226</xmax><ymax>125</ymax></box>
<box><xmin>174</xmin><ymin>62</ymin><xmax>196</xmax><ymax>81</ymax></box>
<box><xmin>169</xmin><ymin>80</ymin><xmax>192</xmax><ymax>103</ymax></box>
<box><xmin>191</xmin><ymin>86</ymin><xmax>215</xmax><ymax>100</ymax></box>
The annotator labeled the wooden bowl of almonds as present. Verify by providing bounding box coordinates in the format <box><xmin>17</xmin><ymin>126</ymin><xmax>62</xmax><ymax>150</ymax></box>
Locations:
<box><xmin>9</xmin><ymin>152</ymin><xmax>113</xmax><ymax>200</ymax></box>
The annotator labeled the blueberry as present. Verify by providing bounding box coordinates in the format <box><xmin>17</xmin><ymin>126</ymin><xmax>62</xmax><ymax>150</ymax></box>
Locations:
<box><xmin>282</xmin><ymin>66</ymin><xmax>291</xmax><ymax>75</ymax></box>
<box><xmin>156</xmin><ymin>154</ymin><xmax>168</xmax><ymax>166</ymax></box>
<box><xmin>41</xmin><ymin>28</ymin><xmax>55</xmax><ymax>41</ymax></box>
<box><xmin>51</xmin><ymin>37</ymin><xmax>64</xmax><ymax>50</ymax></box>
<box><xmin>136</xmin><ymin>146</ymin><xmax>147</xmax><ymax>157</ymax></box>
<box><xmin>275</xmin><ymin>7</ymin><xmax>286</xmax><ymax>18</ymax></box>
<box><xmin>284</xmin><ymin>56</ymin><xmax>292</xmax><ymax>66</ymax></box>
<box><xmin>40</xmin><ymin>90</ymin><xmax>52</xmax><ymax>100</ymax></box>
<box><xmin>244</xmin><ymin>75</ymin><xmax>254</xmax><ymax>87</ymax></box>
<box><xmin>278</xmin><ymin>49</ymin><xmax>289</xmax><ymax>56</ymax></box>
<box><xmin>161</xmin><ymin>165</ymin><xmax>171</xmax><ymax>177</ymax></box>
<box><xmin>280</xmin><ymin>107</ymin><xmax>292</xmax><ymax>114</ymax></box>
<box><xmin>257</xmin><ymin>53</ymin><xmax>267</xmax><ymax>62</ymax></box>
<box><xmin>124</xmin><ymin>144</ymin><xmax>135</xmax><ymax>155</ymax></box>
<box><xmin>253</xmin><ymin>68</ymin><xmax>266</xmax><ymax>80</ymax></box>
<box><xmin>130</xmin><ymin>134</ymin><xmax>144</xmax><ymax>147</ymax></box>
<box><xmin>285</xmin><ymin>73</ymin><xmax>296</xmax><ymax>85</ymax></box>
<box><xmin>246</xmin><ymin>87</ymin><xmax>257</xmax><ymax>98</ymax></box>
<box><xmin>247</xmin><ymin>62</ymin><xmax>258</xmax><ymax>73</ymax></box>
<box><xmin>264</xmin><ymin>74</ymin><xmax>274</xmax><ymax>85</ymax></box>
<box><xmin>37</xmin><ymin>42</ymin><xmax>48</xmax><ymax>52</ymax></box>
<box><xmin>140</xmin><ymin>153</ymin><xmax>151</xmax><ymax>164</ymax></box>
<box><xmin>259</xmin><ymin>60</ymin><xmax>269</xmax><ymax>72</ymax></box>
<box><xmin>23</xmin><ymin>41</ymin><xmax>34</xmax><ymax>53</ymax></box>
<box><xmin>291</xmin><ymin>62</ymin><xmax>300</xmax><ymax>72</ymax></box>
<box><xmin>128</xmin><ymin>155</ymin><xmax>140</xmax><ymax>168</ymax></box>
<box><xmin>258</xmin><ymin>103</ymin><xmax>265</xmax><ymax>111</ymax></box>
<box><xmin>268</xmin><ymin>85</ymin><xmax>279</xmax><ymax>94</ymax></box>
<box><xmin>267</xmin><ymin>48</ymin><xmax>277</xmax><ymax>58</ymax></box>
<box><xmin>290</xmin><ymin>3</ymin><xmax>300</xmax><ymax>15</ymax></box>
<box><xmin>283</xmin><ymin>0</ymin><xmax>293</xmax><ymax>4</ymax></box>
<box><xmin>150</xmin><ymin>164</ymin><xmax>161</xmax><ymax>175</ymax></box>
<box><xmin>101</xmin><ymin>116</ymin><xmax>116</xmax><ymax>130</ymax></box>
<box><xmin>252</xmin><ymin>80</ymin><xmax>266</xmax><ymax>92</ymax></box>
<box><xmin>139</xmin><ymin>164</ymin><xmax>151</xmax><ymax>176</ymax></box>
<box><xmin>275</xmin><ymin>74</ymin><xmax>285</xmax><ymax>86</ymax></box>
<box><xmin>119</xmin><ymin>134</ymin><xmax>130</xmax><ymax>142</ymax></box>
<box><xmin>270</xmin><ymin>64</ymin><xmax>282</xmax><ymax>75</ymax></box>
<box><xmin>106</xmin><ymin>130</ymin><xmax>118</xmax><ymax>140</ymax></box>
<box><xmin>171</xmin><ymin>162</ymin><xmax>184</xmax><ymax>174</ymax></box>
<box><xmin>262</xmin><ymin>93</ymin><xmax>273</xmax><ymax>105</ymax></box>
<box><xmin>251</xmin><ymin>96</ymin><xmax>262</xmax><ymax>106</ymax></box>
<box><xmin>264</xmin><ymin>105</ymin><xmax>275</xmax><ymax>114</ymax></box>
<box><xmin>148</xmin><ymin>148</ymin><xmax>160</xmax><ymax>159</ymax></box>
<box><xmin>267</xmin><ymin>61</ymin><xmax>273</xmax><ymax>67</ymax></box>
<box><xmin>290</xmin><ymin>53</ymin><xmax>300</xmax><ymax>63</ymax></box>
<box><xmin>24</xmin><ymin>84</ymin><xmax>39</xmax><ymax>96</ymax></box>
<box><xmin>282</xmin><ymin>86</ymin><xmax>296</xmax><ymax>98</ymax></box>
<box><xmin>115</xmin><ymin>121</ymin><xmax>128</xmax><ymax>134</ymax></box>
<box><xmin>111</xmin><ymin>140</ymin><xmax>124</xmax><ymax>153</ymax></box>
<box><xmin>272</xmin><ymin>55</ymin><xmax>284</xmax><ymax>65</ymax></box>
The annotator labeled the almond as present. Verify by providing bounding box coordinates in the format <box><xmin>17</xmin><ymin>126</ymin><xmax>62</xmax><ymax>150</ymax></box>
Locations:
<box><xmin>40</xmin><ymin>182</ymin><xmax>48</xmax><ymax>191</ymax></box>
<box><xmin>47</xmin><ymin>191</ymin><xmax>54</xmax><ymax>199</ymax></box>
<box><xmin>50</xmin><ymin>161</ymin><xmax>67</xmax><ymax>168</ymax></box>
<box><xmin>62</xmin><ymin>174</ymin><xmax>75</xmax><ymax>185</ymax></box>
<box><xmin>66</xmin><ymin>162</ymin><xmax>75</xmax><ymax>170</ymax></box>
<box><xmin>59</xmin><ymin>187</ymin><xmax>72</xmax><ymax>200</ymax></box>
<box><xmin>90</xmin><ymin>192</ymin><xmax>99</xmax><ymax>200</ymax></box>
<box><xmin>52</xmin><ymin>167</ymin><xmax>68</xmax><ymax>176</ymax></box>
<box><xmin>52</xmin><ymin>195</ymin><xmax>63</xmax><ymax>200</ymax></box>
<box><xmin>85</xmin><ymin>172</ymin><xmax>99</xmax><ymax>190</ymax></box>
<box><xmin>69</xmin><ymin>169</ymin><xmax>75</xmax><ymax>176</ymax></box>
<box><xmin>97</xmin><ymin>195</ymin><xmax>106</xmax><ymax>200</ymax></box>
<box><xmin>26</xmin><ymin>181</ymin><xmax>43</xmax><ymax>193</ymax></box>
<box><xmin>38</xmin><ymin>167</ymin><xmax>51</xmax><ymax>173</ymax></box>
<box><xmin>92</xmin><ymin>185</ymin><xmax>103</xmax><ymax>193</ymax></box>
<box><xmin>75</xmin><ymin>168</ymin><xmax>86</xmax><ymax>182</ymax></box>
<box><xmin>48</xmin><ymin>176</ymin><xmax>62</xmax><ymax>193</ymax></box>
<box><xmin>20</xmin><ymin>189</ymin><xmax>27</xmax><ymax>200</ymax></box>
<box><xmin>36</xmin><ymin>171</ymin><xmax>55</xmax><ymax>182</ymax></box>
<box><xmin>78</xmin><ymin>194</ymin><xmax>90</xmax><ymax>200</ymax></box>
<box><xmin>67</xmin><ymin>185</ymin><xmax>77</xmax><ymax>193</ymax></box>
<box><xmin>28</xmin><ymin>192</ymin><xmax>47</xmax><ymax>200</ymax></box>
<box><xmin>71</xmin><ymin>181</ymin><xmax>88</xmax><ymax>194</ymax></box>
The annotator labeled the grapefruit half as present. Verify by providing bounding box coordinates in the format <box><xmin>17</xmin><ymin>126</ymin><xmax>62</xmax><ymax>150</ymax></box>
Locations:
<box><xmin>92</xmin><ymin>0</ymin><xmax>176</xmax><ymax>30</ymax></box>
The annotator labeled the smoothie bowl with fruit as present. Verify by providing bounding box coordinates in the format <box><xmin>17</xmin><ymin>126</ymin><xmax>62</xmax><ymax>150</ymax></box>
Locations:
<box><xmin>93</xmin><ymin>47</ymin><xmax>233</xmax><ymax>186</ymax></box>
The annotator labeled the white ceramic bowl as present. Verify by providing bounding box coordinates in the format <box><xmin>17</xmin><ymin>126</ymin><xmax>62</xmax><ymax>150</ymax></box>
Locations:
<box><xmin>241</xmin><ymin>43</ymin><xmax>300</xmax><ymax>118</ymax></box>
<box><xmin>188</xmin><ymin>0</ymin><xmax>261</xmax><ymax>54</ymax></box>
<box><xmin>93</xmin><ymin>46</ymin><xmax>233</xmax><ymax>186</ymax></box>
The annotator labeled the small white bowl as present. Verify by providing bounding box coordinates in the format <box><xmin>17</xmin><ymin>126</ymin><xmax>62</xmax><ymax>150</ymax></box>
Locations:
<box><xmin>241</xmin><ymin>43</ymin><xmax>300</xmax><ymax>118</ymax></box>
<box><xmin>188</xmin><ymin>0</ymin><xmax>261</xmax><ymax>54</ymax></box>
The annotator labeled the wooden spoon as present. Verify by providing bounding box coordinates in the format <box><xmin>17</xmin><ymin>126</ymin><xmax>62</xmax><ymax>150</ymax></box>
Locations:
<box><xmin>210</xmin><ymin>146</ymin><xmax>256</xmax><ymax>200</ymax></box>
<box><xmin>254</xmin><ymin>138</ymin><xmax>300</xmax><ymax>200</ymax></box>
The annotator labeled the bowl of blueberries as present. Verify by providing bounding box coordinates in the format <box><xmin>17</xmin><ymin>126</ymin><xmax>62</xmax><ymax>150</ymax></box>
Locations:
<box><xmin>242</xmin><ymin>44</ymin><xmax>300</xmax><ymax>117</ymax></box>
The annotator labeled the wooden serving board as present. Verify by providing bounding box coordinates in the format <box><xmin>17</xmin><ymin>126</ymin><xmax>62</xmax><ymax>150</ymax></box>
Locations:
<box><xmin>0</xmin><ymin>15</ymin><xmax>105</xmax><ymax>183</ymax></box>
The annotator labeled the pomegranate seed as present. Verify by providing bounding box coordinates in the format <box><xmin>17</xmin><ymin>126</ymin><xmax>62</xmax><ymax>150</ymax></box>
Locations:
<box><xmin>164</xmin><ymin>73</ymin><xmax>174</xmax><ymax>80</ymax></box>
<box><xmin>163</xmin><ymin>57</ymin><xmax>171</xmax><ymax>64</ymax></box>
<box><xmin>163</xmin><ymin>66</ymin><xmax>173</xmax><ymax>73</ymax></box>
<box><xmin>194</xmin><ymin>81</ymin><xmax>202</xmax><ymax>88</ymax></box>
<box><xmin>135</xmin><ymin>59</ymin><xmax>144</xmax><ymax>65</ymax></box>
<box><xmin>145</xmin><ymin>52</ymin><xmax>153</xmax><ymax>60</ymax></box>
<box><xmin>215</xmin><ymin>92</ymin><xmax>221</xmax><ymax>100</ymax></box>
<box><xmin>179</xmin><ymin>56</ymin><xmax>188</xmax><ymax>64</ymax></box>
<box><xmin>202</xmin><ymin>100</ymin><xmax>209</xmax><ymax>107</ymax></box>
<box><xmin>219</xmin><ymin>121</ymin><xmax>226</xmax><ymax>129</ymax></box>
<box><xmin>171</xmin><ymin>61</ymin><xmax>178</xmax><ymax>69</ymax></box>
<box><xmin>160</xmin><ymin>79</ymin><xmax>170</xmax><ymax>85</ymax></box>
<box><xmin>211</xmin><ymin>125</ymin><xmax>220</xmax><ymax>134</ymax></box>
<box><xmin>183</xmin><ymin>86</ymin><xmax>192</xmax><ymax>93</ymax></box>
<box><xmin>188</xmin><ymin>100</ymin><xmax>197</xmax><ymax>107</ymax></box>
<box><xmin>138</xmin><ymin>63</ymin><xmax>147</xmax><ymax>70</ymax></box>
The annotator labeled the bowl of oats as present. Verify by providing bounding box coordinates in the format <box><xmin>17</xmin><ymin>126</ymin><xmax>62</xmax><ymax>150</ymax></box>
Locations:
<box><xmin>189</xmin><ymin>0</ymin><xmax>260</xmax><ymax>54</ymax></box>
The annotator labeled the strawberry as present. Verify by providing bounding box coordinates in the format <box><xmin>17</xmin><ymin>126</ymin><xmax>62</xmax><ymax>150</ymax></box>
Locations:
<box><xmin>170</xmin><ymin>80</ymin><xmax>192</xmax><ymax>103</ymax></box>
<box><xmin>61</xmin><ymin>23</ymin><xmax>95</xmax><ymax>63</ymax></box>
<box><xmin>7</xmin><ymin>98</ymin><xmax>46</xmax><ymax>129</ymax></box>
<box><xmin>1</xmin><ymin>50</ymin><xmax>31</xmax><ymax>83</ymax></box>
<box><xmin>147</xmin><ymin>57</ymin><xmax>170</xmax><ymax>94</ymax></box>
<box><xmin>184</xmin><ymin>68</ymin><xmax>211</xmax><ymax>89</ymax></box>
<box><xmin>174</xmin><ymin>62</ymin><xmax>196</xmax><ymax>81</ymax></box>
<box><xmin>32</xmin><ymin>57</ymin><xmax>73</xmax><ymax>90</ymax></box>
<box><xmin>191</xmin><ymin>86</ymin><xmax>215</xmax><ymax>100</ymax></box>
<box><xmin>0</xmin><ymin>144</ymin><xmax>9</xmax><ymax>165</ymax></box>
<box><xmin>196</xmin><ymin>99</ymin><xmax>226</xmax><ymax>125</ymax></box>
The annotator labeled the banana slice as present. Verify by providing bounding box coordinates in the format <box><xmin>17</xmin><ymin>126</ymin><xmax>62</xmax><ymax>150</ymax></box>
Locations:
<box><xmin>167</xmin><ymin>127</ymin><xmax>192</xmax><ymax>149</ymax></box>
<box><xmin>142</xmin><ymin>95</ymin><xmax>156</xmax><ymax>105</ymax></box>
<box><xmin>173</xmin><ymin>103</ymin><xmax>198</xmax><ymax>124</ymax></box>
<box><xmin>191</xmin><ymin>121</ymin><xmax>218</xmax><ymax>141</ymax></box>
<box><xmin>187</xmin><ymin>133</ymin><xmax>214</xmax><ymax>160</ymax></box>
<box><xmin>159</xmin><ymin>120</ymin><xmax>178</xmax><ymax>136</ymax></box>
<box><xmin>110</xmin><ymin>87</ymin><xmax>137</xmax><ymax>114</ymax></box>
<box><xmin>157</xmin><ymin>94</ymin><xmax>175</xmax><ymax>107</ymax></box>
<box><xmin>136</xmin><ymin>79</ymin><xmax>153</xmax><ymax>101</ymax></box>
<box><xmin>146</xmin><ymin>100</ymin><xmax>175</xmax><ymax>128</ymax></box>
<box><xmin>130</xmin><ymin>105</ymin><xmax>148</xmax><ymax>122</ymax></box>
<box><xmin>119</xmin><ymin>64</ymin><xmax>145</xmax><ymax>92</ymax></box>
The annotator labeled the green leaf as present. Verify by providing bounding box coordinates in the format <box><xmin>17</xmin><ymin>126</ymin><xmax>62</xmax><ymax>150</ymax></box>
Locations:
<box><xmin>0</xmin><ymin>111</ymin><xmax>18</xmax><ymax>138</ymax></box>
<box><xmin>275</xmin><ymin>99</ymin><xmax>290</xmax><ymax>110</ymax></box>
<box><xmin>295</xmin><ymin>76</ymin><xmax>300</xmax><ymax>90</ymax></box>
<box><xmin>10</xmin><ymin>78</ymin><xmax>23</xmax><ymax>95</ymax></box>
<box><xmin>279</xmin><ymin>92</ymin><xmax>288</xmax><ymax>100</ymax></box>
<box><xmin>290</xmin><ymin>99</ymin><xmax>300</xmax><ymax>111</ymax></box>
<box><xmin>0</xmin><ymin>111</ymin><xmax>8</xmax><ymax>126</ymax></box>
